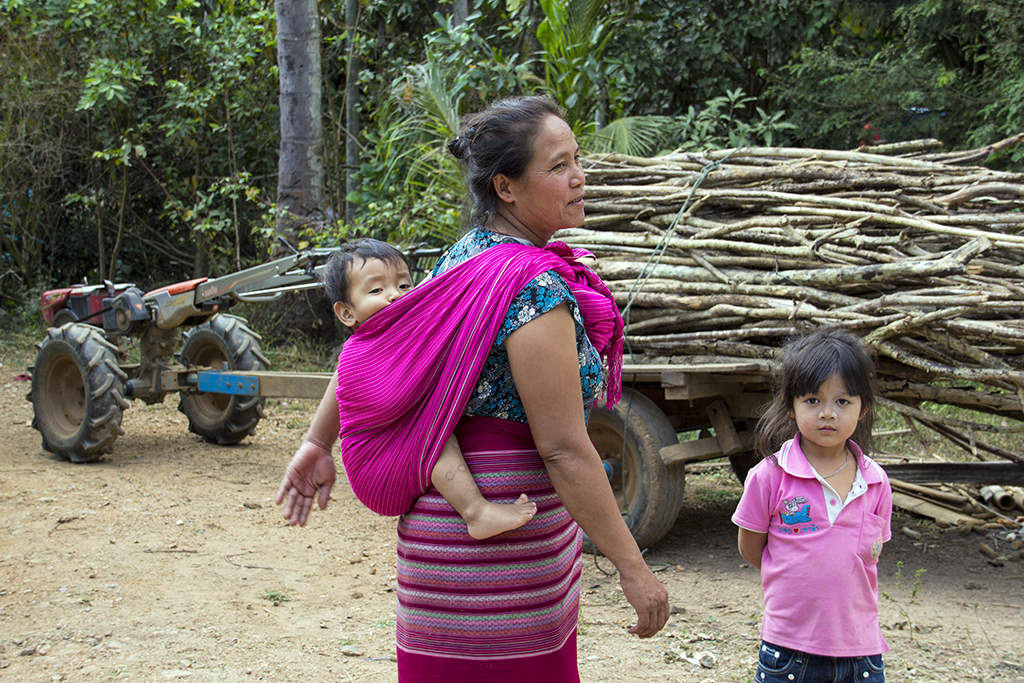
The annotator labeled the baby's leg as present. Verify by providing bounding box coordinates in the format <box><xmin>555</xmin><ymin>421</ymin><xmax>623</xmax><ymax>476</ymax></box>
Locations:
<box><xmin>431</xmin><ymin>435</ymin><xmax>536</xmax><ymax>540</ymax></box>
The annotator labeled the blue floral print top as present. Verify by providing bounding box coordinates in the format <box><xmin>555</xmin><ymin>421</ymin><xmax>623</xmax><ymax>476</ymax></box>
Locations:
<box><xmin>431</xmin><ymin>228</ymin><xmax>603</xmax><ymax>423</ymax></box>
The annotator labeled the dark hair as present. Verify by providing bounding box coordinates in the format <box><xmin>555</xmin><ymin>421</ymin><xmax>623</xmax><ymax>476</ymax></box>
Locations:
<box><xmin>756</xmin><ymin>327</ymin><xmax>877</xmax><ymax>461</ymax></box>
<box><xmin>447</xmin><ymin>95</ymin><xmax>568</xmax><ymax>227</ymax></box>
<box><xmin>320</xmin><ymin>238</ymin><xmax>410</xmax><ymax>305</ymax></box>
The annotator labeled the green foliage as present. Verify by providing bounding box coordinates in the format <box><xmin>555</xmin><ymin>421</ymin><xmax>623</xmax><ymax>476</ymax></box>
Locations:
<box><xmin>537</xmin><ymin>0</ymin><xmax>613</xmax><ymax>130</ymax></box>
<box><xmin>6</xmin><ymin>0</ymin><xmax>1024</xmax><ymax>330</ymax></box>
<box><xmin>769</xmin><ymin>0</ymin><xmax>1024</xmax><ymax>159</ymax></box>
<box><xmin>0</xmin><ymin>0</ymin><xmax>279</xmax><ymax>295</ymax></box>
<box><xmin>260</xmin><ymin>589</ymin><xmax>291</xmax><ymax>603</ymax></box>
<box><xmin>345</xmin><ymin>9</ymin><xmax>536</xmax><ymax>244</ymax></box>
<box><xmin>881</xmin><ymin>559</ymin><xmax>927</xmax><ymax>636</ymax></box>
<box><xmin>664</xmin><ymin>88</ymin><xmax>798</xmax><ymax>152</ymax></box>
<box><xmin>609</xmin><ymin>0</ymin><xmax>840</xmax><ymax>118</ymax></box>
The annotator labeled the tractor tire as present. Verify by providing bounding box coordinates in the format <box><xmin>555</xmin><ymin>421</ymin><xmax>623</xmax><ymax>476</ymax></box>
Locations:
<box><xmin>30</xmin><ymin>324</ymin><xmax>129</xmax><ymax>462</ymax></box>
<box><xmin>585</xmin><ymin>389</ymin><xmax>685</xmax><ymax>553</ymax></box>
<box><xmin>178</xmin><ymin>314</ymin><xmax>268</xmax><ymax>445</ymax></box>
<box><xmin>51</xmin><ymin>309</ymin><xmax>77</xmax><ymax>327</ymax></box>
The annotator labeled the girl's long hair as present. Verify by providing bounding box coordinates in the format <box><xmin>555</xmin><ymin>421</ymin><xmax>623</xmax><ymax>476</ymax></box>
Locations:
<box><xmin>756</xmin><ymin>327</ymin><xmax>877</xmax><ymax>461</ymax></box>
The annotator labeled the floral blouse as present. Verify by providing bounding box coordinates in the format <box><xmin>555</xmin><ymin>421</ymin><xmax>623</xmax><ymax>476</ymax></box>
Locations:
<box><xmin>431</xmin><ymin>228</ymin><xmax>603</xmax><ymax>423</ymax></box>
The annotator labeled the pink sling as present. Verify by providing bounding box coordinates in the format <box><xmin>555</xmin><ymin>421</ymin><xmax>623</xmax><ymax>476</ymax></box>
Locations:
<box><xmin>335</xmin><ymin>241</ymin><xmax>623</xmax><ymax>516</ymax></box>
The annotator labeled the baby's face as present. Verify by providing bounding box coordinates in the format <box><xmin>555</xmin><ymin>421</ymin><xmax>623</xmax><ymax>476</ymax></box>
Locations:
<box><xmin>336</xmin><ymin>258</ymin><xmax>413</xmax><ymax>327</ymax></box>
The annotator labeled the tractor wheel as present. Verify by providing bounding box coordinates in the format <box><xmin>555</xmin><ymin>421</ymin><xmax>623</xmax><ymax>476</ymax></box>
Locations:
<box><xmin>585</xmin><ymin>389</ymin><xmax>685</xmax><ymax>553</ymax></box>
<box><xmin>178</xmin><ymin>314</ymin><xmax>268</xmax><ymax>445</ymax></box>
<box><xmin>30</xmin><ymin>324</ymin><xmax>129</xmax><ymax>462</ymax></box>
<box><xmin>51</xmin><ymin>309</ymin><xmax>77</xmax><ymax>327</ymax></box>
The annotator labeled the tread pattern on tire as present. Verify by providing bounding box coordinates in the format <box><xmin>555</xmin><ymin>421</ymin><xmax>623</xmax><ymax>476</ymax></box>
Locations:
<box><xmin>178</xmin><ymin>314</ymin><xmax>268</xmax><ymax>445</ymax></box>
<box><xmin>30</xmin><ymin>324</ymin><xmax>128</xmax><ymax>463</ymax></box>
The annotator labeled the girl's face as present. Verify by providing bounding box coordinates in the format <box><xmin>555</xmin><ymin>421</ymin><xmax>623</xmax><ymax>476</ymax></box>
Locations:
<box><xmin>789</xmin><ymin>372</ymin><xmax>865</xmax><ymax>457</ymax></box>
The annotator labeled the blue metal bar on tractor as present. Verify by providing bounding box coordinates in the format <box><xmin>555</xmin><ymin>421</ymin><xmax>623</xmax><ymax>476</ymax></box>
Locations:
<box><xmin>196</xmin><ymin>370</ymin><xmax>260</xmax><ymax>396</ymax></box>
<box><xmin>193</xmin><ymin>370</ymin><xmax>332</xmax><ymax>400</ymax></box>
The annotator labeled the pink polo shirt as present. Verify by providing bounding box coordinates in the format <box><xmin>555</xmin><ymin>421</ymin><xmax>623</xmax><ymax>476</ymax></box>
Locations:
<box><xmin>732</xmin><ymin>436</ymin><xmax>892</xmax><ymax>657</ymax></box>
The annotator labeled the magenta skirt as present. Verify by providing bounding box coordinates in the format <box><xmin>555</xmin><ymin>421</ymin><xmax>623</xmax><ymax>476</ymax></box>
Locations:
<box><xmin>395</xmin><ymin>416</ymin><xmax>582</xmax><ymax>682</ymax></box>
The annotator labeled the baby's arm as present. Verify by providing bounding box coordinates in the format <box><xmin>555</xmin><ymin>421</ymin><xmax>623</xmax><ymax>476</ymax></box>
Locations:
<box><xmin>737</xmin><ymin>528</ymin><xmax>768</xmax><ymax>570</ymax></box>
<box><xmin>431</xmin><ymin>435</ymin><xmax>536</xmax><ymax>540</ymax></box>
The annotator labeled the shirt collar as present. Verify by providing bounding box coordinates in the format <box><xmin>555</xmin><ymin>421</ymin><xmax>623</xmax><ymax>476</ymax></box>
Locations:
<box><xmin>776</xmin><ymin>434</ymin><xmax>884</xmax><ymax>484</ymax></box>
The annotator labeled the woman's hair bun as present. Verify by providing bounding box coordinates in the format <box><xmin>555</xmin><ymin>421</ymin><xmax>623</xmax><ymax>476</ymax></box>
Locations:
<box><xmin>447</xmin><ymin>125</ymin><xmax>477</xmax><ymax>161</ymax></box>
<box><xmin>447</xmin><ymin>136</ymin><xmax>470</xmax><ymax>160</ymax></box>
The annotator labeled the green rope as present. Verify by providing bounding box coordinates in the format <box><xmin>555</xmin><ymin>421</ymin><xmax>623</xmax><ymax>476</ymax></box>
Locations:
<box><xmin>610</xmin><ymin>150</ymin><xmax>737</xmax><ymax>532</ymax></box>
<box><xmin>620</xmin><ymin>149</ymin><xmax>737</xmax><ymax>361</ymax></box>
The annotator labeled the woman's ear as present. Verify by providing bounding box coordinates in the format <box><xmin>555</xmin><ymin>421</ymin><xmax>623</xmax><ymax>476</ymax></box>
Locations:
<box><xmin>334</xmin><ymin>301</ymin><xmax>358</xmax><ymax>328</ymax></box>
<box><xmin>493</xmin><ymin>173</ymin><xmax>514</xmax><ymax>203</ymax></box>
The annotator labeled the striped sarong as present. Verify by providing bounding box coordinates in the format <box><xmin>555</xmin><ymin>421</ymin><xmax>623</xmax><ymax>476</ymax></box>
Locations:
<box><xmin>395</xmin><ymin>416</ymin><xmax>581</xmax><ymax>682</ymax></box>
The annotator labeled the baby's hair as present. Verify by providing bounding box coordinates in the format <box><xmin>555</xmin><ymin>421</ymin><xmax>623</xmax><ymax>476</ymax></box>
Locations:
<box><xmin>320</xmin><ymin>238</ymin><xmax>410</xmax><ymax>305</ymax></box>
<box><xmin>756</xmin><ymin>327</ymin><xmax>877</xmax><ymax>461</ymax></box>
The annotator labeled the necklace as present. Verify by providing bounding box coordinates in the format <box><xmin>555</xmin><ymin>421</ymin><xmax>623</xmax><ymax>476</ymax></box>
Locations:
<box><xmin>820</xmin><ymin>449</ymin><xmax>850</xmax><ymax>479</ymax></box>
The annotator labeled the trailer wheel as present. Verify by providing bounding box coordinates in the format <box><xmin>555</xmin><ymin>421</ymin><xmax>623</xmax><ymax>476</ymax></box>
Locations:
<box><xmin>178</xmin><ymin>314</ymin><xmax>268</xmax><ymax>445</ymax></box>
<box><xmin>30</xmin><ymin>324</ymin><xmax>129</xmax><ymax>462</ymax></box>
<box><xmin>586</xmin><ymin>389</ymin><xmax>685</xmax><ymax>552</ymax></box>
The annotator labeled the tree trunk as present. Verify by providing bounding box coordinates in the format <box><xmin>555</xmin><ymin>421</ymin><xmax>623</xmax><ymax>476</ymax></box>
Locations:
<box><xmin>276</xmin><ymin>0</ymin><xmax>325</xmax><ymax>241</ymax></box>
<box><xmin>344</xmin><ymin>0</ymin><xmax>359</xmax><ymax>224</ymax></box>
<box><xmin>271</xmin><ymin>0</ymin><xmax>339</xmax><ymax>346</ymax></box>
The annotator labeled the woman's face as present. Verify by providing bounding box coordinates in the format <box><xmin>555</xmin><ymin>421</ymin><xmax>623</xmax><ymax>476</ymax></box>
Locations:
<box><xmin>496</xmin><ymin>115</ymin><xmax>585</xmax><ymax>245</ymax></box>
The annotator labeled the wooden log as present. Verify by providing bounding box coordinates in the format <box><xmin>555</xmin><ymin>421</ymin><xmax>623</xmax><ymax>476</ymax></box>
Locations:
<box><xmin>575</xmin><ymin>142</ymin><xmax>1024</xmax><ymax>471</ymax></box>
<box><xmin>699</xmin><ymin>146</ymin><xmax>971</xmax><ymax>171</ymax></box>
<box><xmin>885</xmin><ymin>463</ymin><xmax>1024</xmax><ymax>486</ymax></box>
<box><xmin>891</xmin><ymin>491</ymin><xmax>979</xmax><ymax>526</ymax></box>
<box><xmin>889</xmin><ymin>479</ymin><xmax>969</xmax><ymax>505</ymax></box>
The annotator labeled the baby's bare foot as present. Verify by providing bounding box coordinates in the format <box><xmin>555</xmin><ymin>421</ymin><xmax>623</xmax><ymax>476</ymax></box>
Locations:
<box><xmin>466</xmin><ymin>493</ymin><xmax>537</xmax><ymax>540</ymax></box>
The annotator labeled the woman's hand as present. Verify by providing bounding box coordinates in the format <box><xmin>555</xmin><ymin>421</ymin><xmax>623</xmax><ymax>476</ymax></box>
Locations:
<box><xmin>506</xmin><ymin>303</ymin><xmax>670</xmax><ymax>638</ymax></box>
<box><xmin>275</xmin><ymin>441</ymin><xmax>336</xmax><ymax>526</ymax></box>
<box><xmin>620</xmin><ymin>562</ymin><xmax>670</xmax><ymax>638</ymax></box>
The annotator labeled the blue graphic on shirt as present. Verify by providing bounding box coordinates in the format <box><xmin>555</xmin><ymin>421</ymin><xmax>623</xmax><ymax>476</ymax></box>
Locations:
<box><xmin>780</xmin><ymin>496</ymin><xmax>812</xmax><ymax>525</ymax></box>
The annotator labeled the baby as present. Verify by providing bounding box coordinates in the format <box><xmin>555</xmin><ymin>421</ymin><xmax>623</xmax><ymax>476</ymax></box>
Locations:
<box><xmin>322</xmin><ymin>238</ymin><xmax>537</xmax><ymax>539</ymax></box>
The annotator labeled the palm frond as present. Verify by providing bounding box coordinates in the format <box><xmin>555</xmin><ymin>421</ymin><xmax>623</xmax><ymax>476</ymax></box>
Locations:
<box><xmin>582</xmin><ymin>116</ymin><xmax>675</xmax><ymax>157</ymax></box>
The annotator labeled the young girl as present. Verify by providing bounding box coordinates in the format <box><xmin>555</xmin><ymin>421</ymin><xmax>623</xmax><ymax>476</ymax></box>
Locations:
<box><xmin>732</xmin><ymin>327</ymin><xmax>892</xmax><ymax>683</ymax></box>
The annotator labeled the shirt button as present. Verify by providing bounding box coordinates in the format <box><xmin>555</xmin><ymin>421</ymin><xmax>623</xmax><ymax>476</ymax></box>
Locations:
<box><xmin>830</xmin><ymin>499</ymin><xmax>837</xmax><ymax>506</ymax></box>
<box><xmin>788</xmin><ymin>675</ymin><xmax>795</xmax><ymax>681</ymax></box>
<box><xmin>863</xmin><ymin>672</ymin><xmax>870</xmax><ymax>678</ymax></box>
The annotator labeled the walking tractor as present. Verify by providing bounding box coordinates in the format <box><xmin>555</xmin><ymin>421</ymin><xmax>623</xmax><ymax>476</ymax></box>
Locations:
<box><xmin>28</xmin><ymin>248</ymin><xmax>783</xmax><ymax>550</ymax></box>
<box><xmin>30</xmin><ymin>248</ymin><xmax>343</xmax><ymax>461</ymax></box>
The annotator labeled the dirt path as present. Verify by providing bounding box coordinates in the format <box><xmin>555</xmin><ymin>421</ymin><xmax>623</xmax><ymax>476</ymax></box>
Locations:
<box><xmin>1</xmin><ymin>348</ymin><xmax>1023</xmax><ymax>682</ymax></box>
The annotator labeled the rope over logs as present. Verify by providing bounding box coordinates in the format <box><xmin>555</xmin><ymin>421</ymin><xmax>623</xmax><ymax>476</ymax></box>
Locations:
<box><xmin>559</xmin><ymin>135</ymin><xmax>1024</xmax><ymax>466</ymax></box>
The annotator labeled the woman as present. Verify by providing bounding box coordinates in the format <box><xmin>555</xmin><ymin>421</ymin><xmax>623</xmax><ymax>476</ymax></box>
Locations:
<box><xmin>276</xmin><ymin>95</ymin><xmax>669</xmax><ymax>681</ymax></box>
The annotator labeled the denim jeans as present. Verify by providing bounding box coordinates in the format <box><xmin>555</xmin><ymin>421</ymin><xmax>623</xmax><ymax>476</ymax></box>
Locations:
<box><xmin>755</xmin><ymin>641</ymin><xmax>885</xmax><ymax>683</ymax></box>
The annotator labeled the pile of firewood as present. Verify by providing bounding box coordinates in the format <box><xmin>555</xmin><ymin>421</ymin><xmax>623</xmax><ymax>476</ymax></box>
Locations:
<box><xmin>559</xmin><ymin>135</ymin><xmax>1024</xmax><ymax>466</ymax></box>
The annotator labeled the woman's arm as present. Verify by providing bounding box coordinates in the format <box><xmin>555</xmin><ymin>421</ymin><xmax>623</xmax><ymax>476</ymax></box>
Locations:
<box><xmin>737</xmin><ymin>528</ymin><xmax>768</xmax><ymax>570</ymax></box>
<box><xmin>275</xmin><ymin>373</ymin><xmax>340</xmax><ymax>526</ymax></box>
<box><xmin>505</xmin><ymin>303</ymin><xmax>669</xmax><ymax>638</ymax></box>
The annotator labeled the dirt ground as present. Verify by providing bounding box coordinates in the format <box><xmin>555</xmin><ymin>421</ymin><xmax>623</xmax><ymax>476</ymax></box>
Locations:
<box><xmin>2</xmin><ymin>341</ymin><xmax>1023</xmax><ymax>683</ymax></box>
